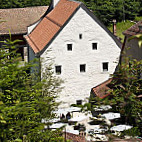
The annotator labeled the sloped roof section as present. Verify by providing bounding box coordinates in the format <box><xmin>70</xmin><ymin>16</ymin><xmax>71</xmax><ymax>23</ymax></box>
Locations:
<box><xmin>65</xmin><ymin>132</ymin><xmax>86</xmax><ymax>142</ymax></box>
<box><xmin>92</xmin><ymin>78</ymin><xmax>112</xmax><ymax>99</ymax></box>
<box><xmin>25</xmin><ymin>0</ymin><xmax>80</xmax><ymax>54</ymax></box>
<box><xmin>123</xmin><ymin>20</ymin><xmax>142</xmax><ymax>36</ymax></box>
<box><xmin>0</xmin><ymin>6</ymin><xmax>48</xmax><ymax>35</ymax></box>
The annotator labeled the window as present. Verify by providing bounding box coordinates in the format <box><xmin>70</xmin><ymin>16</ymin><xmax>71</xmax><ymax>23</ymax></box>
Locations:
<box><xmin>76</xmin><ymin>100</ymin><xmax>82</xmax><ymax>105</ymax></box>
<box><xmin>102</xmin><ymin>62</ymin><xmax>108</xmax><ymax>71</ymax></box>
<box><xmin>79</xmin><ymin>34</ymin><xmax>82</xmax><ymax>39</ymax></box>
<box><xmin>92</xmin><ymin>43</ymin><xmax>97</xmax><ymax>50</ymax></box>
<box><xmin>55</xmin><ymin>65</ymin><xmax>61</xmax><ymax>74</ymax></box>
<box><xmin>80</xmin><ymin>64</ymin><xmax>86</xmax><ymax>72</ymax></box>
<box><xmin>67</xmin><ymin>44</ymin><xmax>72</xmax><ymax>51</ymax></box>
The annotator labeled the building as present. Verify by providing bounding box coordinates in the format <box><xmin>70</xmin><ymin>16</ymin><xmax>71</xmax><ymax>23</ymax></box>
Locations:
<box><xmin>25</xmin><ymin>0</ymin><xmax>121</xmax><ymax>108</ymax></box>
<box><xmin>0</xmin><ymin>6</ymin><xmax>48</xmax><ymax>62</ymax></box>
<box><xmin>123</xmin><ymin>20</ymin><xmax>142</xmax><ymax>61</ymax></box>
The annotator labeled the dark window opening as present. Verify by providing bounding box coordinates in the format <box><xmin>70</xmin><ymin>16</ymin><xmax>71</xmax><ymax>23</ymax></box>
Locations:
<box><xmin>67</xmin><ymin>44</ymin><xmax>72</xmax><ymax>51</ymax></box>
<box><xmin>103</xmin><ymin>62</ymin><xmax>108</xmax><ymax>71</ymax></box>
<box><xmin>76</xmin><ymin>100</ymin><xmax>82</xmax><ymax>105</ymax></box>
<box><xmin>80</xmin><ymin>64</ymin><xmax>86</xmax><ymax>72</ymax></box>
<box><xmin>55</xmin><ymin>65</ymin><xmax>61</xmax><ymax>74</ymax></box>
<box><xmin>16</xmin><ymin>47</ymin><xmax>24</xmax><ymax>61</ymax></box>
<box><xmin>79</xmin><ymin>34</ymin><xmax>82</xmax><ymax>39</ymax></box>
<box><xmin>92</xmin><ymin>43</ymin><xmax>97</xmax><ymax>50</ymax></box>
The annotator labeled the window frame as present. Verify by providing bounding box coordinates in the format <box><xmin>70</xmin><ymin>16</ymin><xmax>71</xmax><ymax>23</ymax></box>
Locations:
<box><xmin>55</xmin><ymin>65</ymin><xmax>62</xmax><ymax>74</ymax></box>
<box><xmin>67</xmin><ymin>44</ymin><xmax>72</xmax><ymax>51</ymax></box>
<box><xmin>79</xmin><ymin>34</ymin><xmax>82</xmax><ymax>39</ymax></box>
<box><xmin>80</xmin><ymin>64</ymin><xmax>86</xmax><ymax>72</ymax></box>
<box><xmin>92</xmin><ymin>42</ymin><xmax>97</xmax><ymax>50</ymax></box>
<box><xmin>102</xmin><ymin>62</ymin><xmax>108</xmax><ymax>72</ymax></box>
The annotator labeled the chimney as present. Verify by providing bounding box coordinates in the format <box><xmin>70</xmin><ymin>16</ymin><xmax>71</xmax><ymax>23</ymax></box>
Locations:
<box><xmin>113</xmin><ymin>19</ymin><xmax>117</xmax><ymax>36</ymax></box>
<box><xmin>53</xmin><ymin>0</ymin><xmax>60</xmax><ymax>8</ymax></box>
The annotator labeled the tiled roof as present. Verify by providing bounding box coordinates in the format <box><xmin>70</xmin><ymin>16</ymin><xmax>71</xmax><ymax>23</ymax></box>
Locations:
<box><xmin>64</xmin><ymin>132</ymin><xmax>86</xmax><ymax>142</ymax></box>
<box><xmin>25</xmin><ymin>0</ymin><xmax>80</xmax><ymax>54</ymax></box>
<box><xmin>92</xmin><ymin>78</ymin><xmax>112</xmax><ymax>99</ymax></box>
<box><xmin>0</xmin><ymin>6</ymin><xmax>48</xmax><ymax>35</ymax></box>
<box><xmin>123</xmin><ymin>20</ymin><xmax>142</xmax><ymax>36</ymax></box>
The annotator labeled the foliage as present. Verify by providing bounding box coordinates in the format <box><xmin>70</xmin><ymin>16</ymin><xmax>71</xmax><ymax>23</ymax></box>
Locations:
<box><xmin>81</xmin><ymin>0</ymin><xmax>141</xmax><ymax>25</ymax></box>
<box><xmin>0</xmin><ymin>0</ymin><xmax>51</xmax><ymax>8</ymax></box>
<box><xmin>121</xmin><ymin>127</ymin><xmax>141</xmax><ymax>137</ymax></box>
<box><xmin>90</xmin><ymin>58</ymin><xmax>142</xmax><ymax>136</ymax></box>
<box><xmin>0</xmin><ymin>0</ymin><xmax>142</xmax><ymax>26</ymax></box>
<box><xmin>108</xmin><ymin>20</ymin><xmax>134</xmax><ymax>41</ymax></box>
<box><xmin>0</xmin><ymin>37</ymin><xmax>63</xmax><ymax>141</ymax></box>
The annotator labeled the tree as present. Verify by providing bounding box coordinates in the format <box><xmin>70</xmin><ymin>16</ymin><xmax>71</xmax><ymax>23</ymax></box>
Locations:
<box><xmin>0</xmin><ymin>36</ymin><xmax>63</xmax><ymax>141</ymax></box>
<box><xmin>81</xmin><ymin>0</ymin><xmax>140</xmax><ymax>25</ymax></box>
<box><xmin>89</xmin><ymin>35</ymin><xmax>142</xmax><ymax>136</ymax></box>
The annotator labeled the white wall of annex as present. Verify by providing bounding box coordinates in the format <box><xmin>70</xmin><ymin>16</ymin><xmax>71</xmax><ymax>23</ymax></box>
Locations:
<box><xmin>28</xmin><ymin>20</ymin><xmax>40</xmax><ymax>34</ymax></box>
<box><xmin>41</xmin><ymin>7</ymin><xmax>120</xmax><ymax>108</ymax></box>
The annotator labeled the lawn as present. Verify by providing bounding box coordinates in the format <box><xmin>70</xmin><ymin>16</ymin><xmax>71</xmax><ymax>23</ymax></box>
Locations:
<box><xmin>108</xmin><ymin>16</ymin><xmax>142</xmax><ymax>42</ymax></box>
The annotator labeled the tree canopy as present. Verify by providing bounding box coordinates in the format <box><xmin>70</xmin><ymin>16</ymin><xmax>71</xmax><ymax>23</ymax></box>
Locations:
<box><xmin>0</xmin><ymin>0</ymin><xmax>141</xmax><ymax>25</ymax></box>
<box><xmin>0</xmin><ymin>37</ymin><xmax>63</xmax><ymax>141</ymax></box>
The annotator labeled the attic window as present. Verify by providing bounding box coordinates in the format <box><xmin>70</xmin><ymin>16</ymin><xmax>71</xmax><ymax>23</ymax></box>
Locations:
<box><xmin>55</xmin><ymin>65</ymin><xmax>62</xmax><ymax>74</ymax></box>
<box><xmin>67</xmin><ymin>44</ymin><xmax>72</xmax><ymax>51</ymax></box>
<box><xmin>79</xmin><ymin>34</ymin><xmax>82</xmax><ymax>39</ymax></box>
<box><xmin>80</xmin><ymin>64</ymin><xmax>86</xmax><ymax>72</ymax></box>
<box><xmin>102</xmin><ymin>62</ymin><xmax>108</xmax><ymax>71</ymax></box>
<box><xmin>92</xmin><ymin>43</ymin><xmax>97</xmax><ymax>50</ymax></box>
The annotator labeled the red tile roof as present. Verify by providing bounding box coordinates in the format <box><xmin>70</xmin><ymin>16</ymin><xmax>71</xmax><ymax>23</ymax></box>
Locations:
<box><xmin>25</xmin><ymin>0</ymin><xmax>80</xmax><ymax>54</ymax></box>
<box><xmin>64</xmin><ymin>132</ymin><xmax>86</xmax><ymax>142</ymax></box>
<box><xmin>123</xmin><ymin>20</ymin><xmax>142</xmax><ymax>36</ymax></box>
<box><xmin>92</xmin><ymin>78</ymin><xmax>112</xmax><ymax>99</ymax></box>
<box><xmin>0</xmin><ymin>6</ymin><xmax>48</xmax><ymax>35</ymax></box>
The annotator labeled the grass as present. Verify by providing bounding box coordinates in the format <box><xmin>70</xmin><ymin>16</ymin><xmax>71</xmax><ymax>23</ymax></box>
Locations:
<box><xmin>108</xmin><ymin>16</ymin><xmax>142</xmax><ymax>42</ymax></box>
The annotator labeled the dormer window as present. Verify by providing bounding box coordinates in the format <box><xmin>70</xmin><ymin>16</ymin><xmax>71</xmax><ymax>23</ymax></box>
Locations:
<box><xmin>92</xmin><ymin>43</ymin><xmax>97</xmax><ymax>50</ymax></box>
<box><xmin>79</xmin><ymin>34</ymin><xmax>82</xmax><ymax>39</ymax></box>
<box><xmin>67</xmin><ymin>44</ymin><xmax>72</xmax><ymax>51</ymax></box>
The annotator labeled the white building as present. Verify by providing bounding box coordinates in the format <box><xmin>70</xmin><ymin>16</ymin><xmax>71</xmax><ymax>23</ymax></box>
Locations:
<box><xmin>25</xmin><ymin>0</ymin><xmax>121</xmax><ymax>108</ymax></box>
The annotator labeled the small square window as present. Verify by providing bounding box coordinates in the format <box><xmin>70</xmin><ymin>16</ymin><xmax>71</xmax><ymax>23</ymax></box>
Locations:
<box><xmin>79</xmin><ymin>34</ymin><xmax>82</xmax><ymax>39</ymax></box>
<box><xmin>80</xmin><ymin>64</ymin><xmax>86</xmax><ymax>72</ymax></box>
<box><xmin>76</xmin><ymin>100</ymin><xmax>82</xmax><ymax>105</ymax></box>
<box><xmin>92</xmin><ymin>43</ymin><xmax>97</xmax><ymax>50</ymax></box>
<box><xmin>55</xmin><ymin>65</ymin><xmax>61</xmax><ymax>74</ymax></box>
<box><xmin>102</xmin><ymin>62</ymin><xmax>108</xmax><ymax>71</ymax></box>
<box><xmin>67</xmin><ymin>44</ymin><xmax>72</xmax><ymax>51</ymax></box>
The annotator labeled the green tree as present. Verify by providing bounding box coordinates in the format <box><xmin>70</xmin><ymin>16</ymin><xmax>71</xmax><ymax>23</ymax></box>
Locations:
<box><xmin>0</xmin><ymin>37</ymin><xmax>63</xmax><ymax>141</ymax></box>
<box><xmin>89</xmin><ymin>58</ymin><xmax>142</xmax><ymax>136</ymax></box>
<box><xmin>81</xmin><ymin>0</ymin><xmax>140</xmax><ymax>25</ymax></box>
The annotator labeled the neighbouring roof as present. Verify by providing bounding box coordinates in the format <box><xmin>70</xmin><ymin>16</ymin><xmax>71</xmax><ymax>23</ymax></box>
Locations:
<box><xmin>92</xmin><ymin>78</ymin><xmax>112</xmax><ymax>99</ymax></box>
<box><xmin>25</xmin><ymin>0</ymin><xmax>80</xmax><ymax>54</ymax></box>
<box><xmin>65</xmin><ymin>132</ymin><xmax>86</xmax><ymax>142</ymax></box>
<box><xmin>123</xmin><ymin>20</ymin><xmax>142</xmax><ymax>36</ymax></box>
<box><xmin>0</xmin><ymin>6</ymin><xmax>48</xmax><ymax>35</ymax></box>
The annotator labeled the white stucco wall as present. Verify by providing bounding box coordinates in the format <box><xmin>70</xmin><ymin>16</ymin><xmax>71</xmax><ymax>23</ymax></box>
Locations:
<box><xmin>28</xmin><ymin>20</ymin><xmax>40</xmax><ymax>34</ymax></box>
<box><xmin>41</xmin><ymin>7</ymin><xmax>120</xmax><ymax>108</ymax></box>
